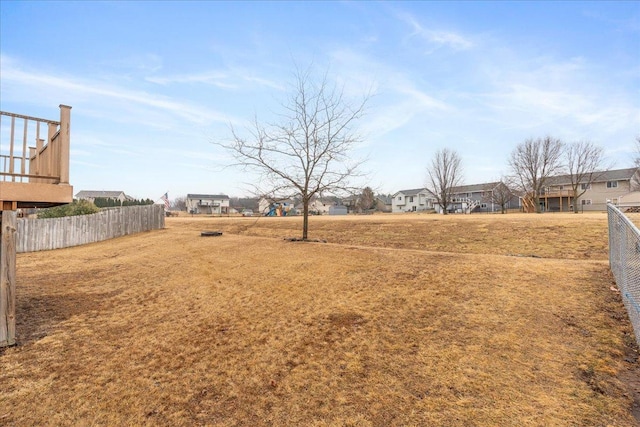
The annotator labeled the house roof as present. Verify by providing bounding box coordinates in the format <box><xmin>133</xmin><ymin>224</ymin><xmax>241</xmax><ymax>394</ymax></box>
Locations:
<box><xmin>547</xmin><ymin>167</ymin><xmax>639</xmax><ymax>186</ymax></box>
<box><xmin>187</xmin><ymin>194</ymin><xmax>230</xmax><ymax>199</ymax></box>
<box><xmin>393</xmin><ymin>188</ymin><xmax>428</xmax><ymax>197</ymax></box>
<box><xmin>75</xmin><ymin>190</ymin><xmax>127</xmax><ymax>199</ymax></box>
<box><xmin>450</xmin><ymin>182</ymin><xmax>500</xmax><ymax>194</ymax></box>
<box><xmin>376</xmin><ymin>195</ymin><xmax>392</xmax><ymax>205</ymax></box>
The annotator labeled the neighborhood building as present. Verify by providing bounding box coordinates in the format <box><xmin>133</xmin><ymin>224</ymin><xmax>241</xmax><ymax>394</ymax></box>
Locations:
<box><xmin>531</xmin><ymin>167</ymin><xmax>640</xmax><ymax>212</ymax></box>
<box><xmin>433</xmin><ymin>182</ymin><xmax>521</xmax><ymax>214</ymax></box>
<box><xmin>185</xmin><ymin>194</ymin><xmax>230</xmax><ymax>215</ymax></box>
<box><xmin>303</xmin><ymin>197</ymin><xmax>338</xmax><ymax>215</ymax></box>
<box><xmin>392</xmin><ymin>167</ymin><xmax>640</xmax><ymax>214</ymax></box>
<box><xmin>75</xmin><ymin>190</ymin><xmax>132</xmax><ymax>204</ymax></box>
<box><xmin>392</xmin><ymin>188</ymin><xmax>434</xmax><ymax>213</ymax></box>
<box><xmin>393</xmin><ymin>183</ymin><xmax>519</xmax><ymax>214</ymax></box>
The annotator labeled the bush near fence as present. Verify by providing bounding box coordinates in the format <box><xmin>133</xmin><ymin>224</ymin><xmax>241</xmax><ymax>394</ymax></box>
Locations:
<box><xmin>17</xmin><ymin>205</ymin><xmax>165</xmax><ymax>253</ymax></box>
<box><xmin>607</xmin><ymin>202</ymin><xmax>640</xmax><ymax>345</ymax></box>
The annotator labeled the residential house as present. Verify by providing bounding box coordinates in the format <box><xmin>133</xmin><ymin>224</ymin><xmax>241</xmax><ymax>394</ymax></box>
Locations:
<box><xmin>75</xmin><ymin>190</ymin><xmax>132</xmax><ymax>205</ymax></box>
<box><xmin>533</xmin><ymin>167</ymin><xmax>640</xmax><ymax>212</ymax></box>
<box><xmin>186</xmin><ymin>194</ymin><xmax>230</xmax><ymax>215</ymax></box>
<box><xmin>300</xmin><ymin>197</ymin><xmax>338</xmax><ymax>215</ymax></box>
<box><xmin>392</xmin><ymin>188</ymin><xmax>434</xmax><ymax>213</ymax></box>
<box><xmin>432</xmin><ymin>182</ymin><xmax>519</xmax><ymax>214</ymax></box>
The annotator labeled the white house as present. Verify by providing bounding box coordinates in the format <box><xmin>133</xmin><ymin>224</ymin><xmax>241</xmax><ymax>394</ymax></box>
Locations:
<box><xmin>75</xmin><ymin>190</ymin><xmax>132</xmax><ymax>204</ymax></box>
<box><xmin>392</xmin><ymin>188</ymin><xmax>434</xmax><ymax>213</ymax></box>
<box><xmin>186</xmin><ymin>194</ymin><xmax>230</xmax><ymax>215</ymax></box>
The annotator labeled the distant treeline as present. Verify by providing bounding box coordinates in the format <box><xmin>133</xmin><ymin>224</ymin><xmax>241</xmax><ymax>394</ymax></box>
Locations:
<box><xmin>37</xmin><ymin>198</ymin><xmax>155</xmax><ymax>218</ymax></box>
<box><xmin>93</xmin><ymin>197</ymin><xmax>154</xmax><ymax>207</ymax></box>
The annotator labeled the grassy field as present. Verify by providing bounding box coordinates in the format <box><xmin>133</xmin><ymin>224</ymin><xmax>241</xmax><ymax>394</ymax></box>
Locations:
<box><xmin>1</xmin><ymin>212</ymin><xmax>638</xmax><ymax>426</ymax></box>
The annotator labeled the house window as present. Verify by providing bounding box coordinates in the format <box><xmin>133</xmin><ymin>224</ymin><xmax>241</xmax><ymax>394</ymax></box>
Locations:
<box><xmin>581</xmin><ymin>199</ymin><xmax>592</xmax><ymax>205</ymax></box>
<box><xmin>397</xmin><ymin>196</ymin><xmax>402</xmax><ymax>201</ymax></box>
<box><xmin>581</xmin><ymin>183</ymin><xmax>591</xmax><ymax>190</ymax></box>
<box><xmin>607</xmin><ymin>181</ymin><xmax>618</xmax><ymax>188</ymax></box>
<box><xmin>409</xmin><ymin>196</ymin><xmax>414</xmax><ymax>203</ymax></box>
<box><xmin>559</xmin><ymin>185</ymin><xmax>564</xmax><ymax>190</ymax></box>
<box><xmin>480</xmin><ymin>203</ymin><xmax>487</xmax><ymax>208</ymax></box>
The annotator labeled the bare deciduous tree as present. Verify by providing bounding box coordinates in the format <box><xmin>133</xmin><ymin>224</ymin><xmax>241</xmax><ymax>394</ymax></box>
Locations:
<box><xmin>565</xmin><ymin>141</ymin><xmax>607</xmax><ymax>213</ymax></box>
<box><xmin>635</xmin><ymin>136</ymin><xmax>640</xmax><ymax>168</ymax></box>
<box><xmin>221</xmin><ymin>67</ymin><xmax>368</xmax><ymax>240</ymax></box>
<box><xmin>426</xmin><ymin>148</ymin><xmax>463</xmax><ymax>215</ymax></box>
<box><xmin>509</xmin><ymin>136</ymin><xmax>564</xmax><ymax>213</ymax></box>
<box><xmin>356</xmin><ymin>187</ymin><xmax>376</xmax><ymax>213</ymax></box>
<box><xmin>171</xmin><ymin>196</ymin><xmax>187</xmax><ymax>211</ymax></box>
<box><xmin>483</xmin><ymin>178</ymin><xmax>515</xmax><ymax>214</ymax></box>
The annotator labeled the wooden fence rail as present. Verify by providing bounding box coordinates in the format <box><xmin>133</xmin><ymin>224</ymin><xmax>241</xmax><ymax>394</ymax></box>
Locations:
<box><xmin>16</xmin><ymin>205</ymin><xmax>165</xmax><ymax>253</ymax></box>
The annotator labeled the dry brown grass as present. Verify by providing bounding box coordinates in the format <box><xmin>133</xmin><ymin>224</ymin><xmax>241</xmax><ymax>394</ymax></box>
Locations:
<box><xmin>1</xmin><ymin>213</ymin><xmax>637</xmax><ymax>426</ymax></box>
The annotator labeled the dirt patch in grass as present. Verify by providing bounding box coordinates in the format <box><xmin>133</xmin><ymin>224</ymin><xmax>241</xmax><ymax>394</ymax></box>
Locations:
<box><xmin>1</xmin><ymin>213</ymin><xmax>637</xmax><ymax>426</ymax></box>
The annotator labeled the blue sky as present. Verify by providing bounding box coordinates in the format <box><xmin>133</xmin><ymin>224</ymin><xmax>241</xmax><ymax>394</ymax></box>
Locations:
<box><xmin>1</xmin><ymin>1</ymin><xmax>639</xmax><ymax>201</ymax></box>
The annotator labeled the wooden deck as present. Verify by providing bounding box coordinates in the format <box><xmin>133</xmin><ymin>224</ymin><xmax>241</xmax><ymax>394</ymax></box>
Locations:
<box><xmin>0</xmin><ymin>106</ymin><xmax>73</xmax><ymax>209</ymax></box>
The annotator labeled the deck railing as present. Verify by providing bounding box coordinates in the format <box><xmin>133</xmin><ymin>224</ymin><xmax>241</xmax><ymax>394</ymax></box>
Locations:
<box><xmin>541</xmin><ymin>189</ymin><xmax>573</xmax><ymax>197</ymax></box>
<box><xmin>0</xmin><ymin>105</ymin><xmax>71</xmax><ymax>185</ymax></box>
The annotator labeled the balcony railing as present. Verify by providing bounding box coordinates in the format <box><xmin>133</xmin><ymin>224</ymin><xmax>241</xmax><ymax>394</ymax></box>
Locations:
<box><xmin>540</xmin><ymin>189</ymin><xmax>573</xmax><ymax>197</ymax></box>
<box><xmin>0</xmin><ymin>105</ymin><xmax>70</xmax><ymax>185</ymax></box>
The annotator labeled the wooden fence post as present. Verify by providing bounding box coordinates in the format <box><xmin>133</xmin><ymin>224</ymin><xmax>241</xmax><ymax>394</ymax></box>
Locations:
<box><xmin>0</xmin><ymin>211</ymin><xmax>17</xmax><ymax>347</ymax></box>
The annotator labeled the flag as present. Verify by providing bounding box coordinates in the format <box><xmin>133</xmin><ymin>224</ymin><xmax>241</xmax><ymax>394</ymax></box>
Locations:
<box><xmin>161</xmin><ymin>192</ymin><xmax>170</xmax><ymax>211</ymax></box>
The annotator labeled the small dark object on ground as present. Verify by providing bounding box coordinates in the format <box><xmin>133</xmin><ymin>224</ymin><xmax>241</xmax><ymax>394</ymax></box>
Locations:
<box><xmin>201</xmin><ymin>231</ymin><xmax>223</xmax><ymax>237</ymax></box>
<box><xmin>284</xmin><ymin>237</ymin><xmax>327</xmax><ymax>243</ymax></box>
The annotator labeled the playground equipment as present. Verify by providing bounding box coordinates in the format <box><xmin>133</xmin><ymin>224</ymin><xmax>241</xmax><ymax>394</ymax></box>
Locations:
<box><xmin>265</xmin><ymin>202</ymin><xmax>294</xmax><ymax>217</ymax></box>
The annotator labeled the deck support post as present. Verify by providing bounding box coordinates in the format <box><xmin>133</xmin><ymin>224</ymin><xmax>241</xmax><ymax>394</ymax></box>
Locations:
<box><xmin>0</xmin><ymin>210</ymin><xmax>17</xmax><ymax>347</ymax></box>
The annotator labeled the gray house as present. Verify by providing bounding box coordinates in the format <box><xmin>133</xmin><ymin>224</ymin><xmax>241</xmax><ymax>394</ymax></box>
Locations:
<box><xmin>186</xmin><ymin>194</ymin><xmax>230</xmax><ymax>215</ymax></box>
<box><xmin>433</xmin><ymin>182</ymin><xmax>519</xmax><ymax>214</ymax></box>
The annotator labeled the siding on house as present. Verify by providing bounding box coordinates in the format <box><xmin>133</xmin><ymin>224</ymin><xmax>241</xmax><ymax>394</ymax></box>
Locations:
<box><xmin>392</xmin><ymin>188</ymin><xmax>433</xmax><ymax>213</ymax></box>
<box><xmin>186</xmin><ymin>194</ymin><xmax>230</xmax><ymax>215</ymax></box>
<box><xmin>433</xmin><ymin>182</ymin><xmax>519</xmax><ymax>214</ymax></box>
<box><xmin>542</xmin><ymin>167</ymin><xmax>640</xmax><ymax>211</ymax></box>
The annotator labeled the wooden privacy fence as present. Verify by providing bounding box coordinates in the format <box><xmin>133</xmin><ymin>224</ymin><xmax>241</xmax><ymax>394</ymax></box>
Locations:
<box><xmin>16</xmin><ymin>205</ymin><xmax>165</xmax><ymax>253</ymax></box>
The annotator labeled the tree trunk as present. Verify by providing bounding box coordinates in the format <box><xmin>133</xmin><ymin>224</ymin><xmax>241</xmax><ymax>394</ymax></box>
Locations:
<box><xmin>572</xmin><ymin>190</ymin><xmax>580</xmax><ymax>213</ymax></box>
<box><xmin>302</xmin><ymin>198</ymin><xmax>309</xmax><ymax>240</ymax></box>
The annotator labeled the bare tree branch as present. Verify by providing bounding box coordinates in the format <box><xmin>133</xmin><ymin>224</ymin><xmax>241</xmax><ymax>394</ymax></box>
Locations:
<box><xmin>217</xmin><ymin>67</ymin><xmax>368</xmax><ymax>239</ymax></box>
<box><xmin>508</xmin><ymin>137</ymin><xmax>564</xmax><ymax>213</ymax></box>
<box><xmin>426</xmin><ymin>148</ymin><xmax>463</xmax><ymax>215</ymax></box>
<box><xmin>483</xmin><ymin>178</ymin><xmax>515</xmax><ymax>214</ymax></box>
<box><xmin>566</xmin><ymin>140</ymin><xmax>607</xmax><ymax>213</ymax></box>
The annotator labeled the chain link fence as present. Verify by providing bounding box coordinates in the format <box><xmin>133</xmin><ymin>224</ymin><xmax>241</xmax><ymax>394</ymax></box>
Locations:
<box><xmin>607</xmin><ymin>203</ymin><xmax>640</xmax><ymax>345</ymax></box>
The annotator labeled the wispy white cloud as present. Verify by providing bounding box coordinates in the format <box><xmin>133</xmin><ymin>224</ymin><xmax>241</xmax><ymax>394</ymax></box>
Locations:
<box><xmin>397</xmin><ymin>11</ymin><xmax>474</xmax><ymax>52</ymax></box>
<box><xmin>107</xmin><ymin>53</ymin><xmax>164</xmax><ymax>73</ymax></box>
<box><xmin>146</xmin><ymin>71</ymin><xmax>235</xmax><ymax>88</ymax></box>
<box><xmin>0</xmin><ymin>55</ymin><xmax>235</xmax><ymax>126</ymax></box>
<box><xmin>146</xmin><ymin>68</ymin><xmax>285</xmax><ymax>91</ymax></box>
